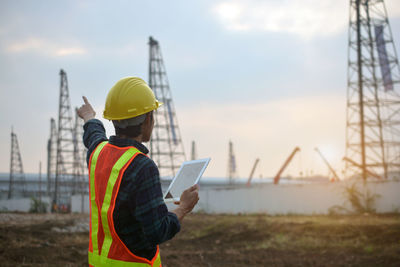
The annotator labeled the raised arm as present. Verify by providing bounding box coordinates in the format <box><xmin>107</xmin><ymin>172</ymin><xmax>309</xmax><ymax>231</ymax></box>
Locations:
<box><xmin>77</xmin><ymin>96</ymin><xmax>107</xmax><ymax>164</ymax></box>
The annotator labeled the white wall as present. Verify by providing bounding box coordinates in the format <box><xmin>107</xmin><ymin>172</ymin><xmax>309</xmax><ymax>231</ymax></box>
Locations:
<box><xmin>0</xmin><ymin>197</ymin><xmax>51</xmax><ymax>212</ymax></box>
<box><xmin>73</xmin><ymin>180</ymin><xmax>400</xmax><ymax>214</ymax></box>
<box><xmin>71</xmin><ymin>194</ymin><xmax>90</xmax><ymax>213</ymax></box>
<box><xmin>191</xmin><ymin>180</ymin><xmax>400</xmax><ymax>214</ymax></box>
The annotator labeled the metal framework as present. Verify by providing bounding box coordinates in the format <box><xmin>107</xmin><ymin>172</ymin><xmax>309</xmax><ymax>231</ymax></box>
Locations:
<box><xmin>345</xmin><ymin>0</ymin><xmax>400</xmax><ymax>180</ymax></box>
<box><xmin>47</xmin><ymin>118</ymin><xmax>57</xmax><ymax>197</ymax></box>
<box><xmin>8</xmin><ymin>128</ymin><xmax>26</xmax><ymax>199</ymax></box>
<box><xmin>227</xmin><ymin>140</ymin><xmax>237</xmax><ymax>182</ymax></box>
<box><xmin>54</xmin><ymin>69</ymin><xmax>76</xmax><ymax>207</ymax></box>
<box><xmin>73</xmin><ymin>108</ymin><xmax>88</xmax><ymax>212</ymax></box>
<box><xmin>148</xmin><ymin>36</ymin><xmax>186</xmax><ymax>177</ymax></box>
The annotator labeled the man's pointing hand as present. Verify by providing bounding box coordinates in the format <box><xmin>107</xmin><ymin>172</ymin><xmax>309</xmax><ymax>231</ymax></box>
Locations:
<box><xmin>77</xmin><ymin>96</ymin><xmax>96</xmax><ymax>123</ymax></box>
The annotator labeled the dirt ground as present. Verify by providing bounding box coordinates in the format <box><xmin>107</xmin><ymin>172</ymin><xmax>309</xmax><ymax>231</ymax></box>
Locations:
<box><xmin>0</xmin><ymin>213</ymin><xmax>399</xmax><ymax>267</ymax></box>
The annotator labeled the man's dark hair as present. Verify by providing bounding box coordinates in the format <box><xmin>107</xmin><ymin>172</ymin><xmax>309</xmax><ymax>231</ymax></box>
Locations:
<box><xmin>113</xmin><ymin>111</ymin><xmax>153</xmax><ymax>138</ymax></box>
<box><xmin>114</xmin><ymin>124</ymin><xmax>142</xmax><ymax>138</ymax></box>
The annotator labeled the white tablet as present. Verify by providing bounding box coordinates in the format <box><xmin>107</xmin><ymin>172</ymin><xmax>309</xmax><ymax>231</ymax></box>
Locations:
<box><xmin>163</xmin><ymin>158</ymin><xmax>211</xmax><ymax>203</ymax></box>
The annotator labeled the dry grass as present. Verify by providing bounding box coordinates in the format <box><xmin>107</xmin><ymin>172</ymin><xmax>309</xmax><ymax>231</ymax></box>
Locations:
<box><xmin>1</xmin><ymin>213</ymin><xmax>399</xmax><ymax>266</ymax></box>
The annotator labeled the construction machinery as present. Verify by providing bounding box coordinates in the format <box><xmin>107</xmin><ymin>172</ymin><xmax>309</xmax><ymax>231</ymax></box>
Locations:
<box><xmin>246</xmin><ymin>158</ymin><xmax>260</xmax><ymax>187</ymax></box>
<box><xmin>274</xmin><ymin>147</ymin><xmax>300</xmax><ymax>184</ymax></box>
<box><xmin>314</xmin><ymin>147</ymin><xmax>341</xmax><ymax>182</ymax></box>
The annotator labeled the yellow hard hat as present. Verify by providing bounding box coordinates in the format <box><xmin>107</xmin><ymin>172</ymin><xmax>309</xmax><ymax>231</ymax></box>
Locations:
<box><xmin>103</xmin><ymin>77</ymin><xmax>162</xmax><ymax>120</ymax></box>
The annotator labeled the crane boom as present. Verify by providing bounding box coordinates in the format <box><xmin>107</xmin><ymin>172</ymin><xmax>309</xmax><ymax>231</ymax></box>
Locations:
<box><xmin>274</xmin><ymin>147</ymin><xmax>300</xmax><ymax>184</ymax></box>
<box><xmin>246</xmin><ymin>158</ymin><xmax>260</xmax><ymax>187</ymax></box>
<box><xmin>314</xmin><ymin>147</ymin><xmax>341</xmax><ymax>181</ymax></box>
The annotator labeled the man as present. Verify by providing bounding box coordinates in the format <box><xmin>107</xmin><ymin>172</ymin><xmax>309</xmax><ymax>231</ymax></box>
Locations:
<box><xmin>77</xmin><ymin>77</ymin><xmax>199</xmax><ymax>267</ymax></box>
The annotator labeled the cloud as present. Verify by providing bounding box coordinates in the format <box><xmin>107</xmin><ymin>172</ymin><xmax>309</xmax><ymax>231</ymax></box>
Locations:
<box><xmin>211</xmin><ymin>0</ymin><xmax>400</xmax><ymax>39</ymax></box>
<box><xmin>6</xmin><ymin>37</ymin><xmax>87</xmax><ymax>57</ymax></box>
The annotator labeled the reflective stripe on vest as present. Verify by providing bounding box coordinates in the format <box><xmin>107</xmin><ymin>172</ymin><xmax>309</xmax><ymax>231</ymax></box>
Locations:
<box><xmin>88</xmin><ymin>141</ymin><xmax>161</xmax><ymax>267</ymax></box>
<box><xmin>89</xmin><ymin>251</ymin><xmax>162</xmax><ymax>267</ymax></box>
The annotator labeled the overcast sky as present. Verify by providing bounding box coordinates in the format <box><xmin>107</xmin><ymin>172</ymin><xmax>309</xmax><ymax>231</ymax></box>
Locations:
<box><xmin>1</xmin><ymin>0</ymin><xmax>399</xmax><ymax>178</ymax></box>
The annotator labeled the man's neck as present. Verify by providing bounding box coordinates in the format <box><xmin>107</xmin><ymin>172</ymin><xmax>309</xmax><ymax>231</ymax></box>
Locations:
<box><xmin>118</xmin><ymin>134</ymin><xmax>143</xmax><ymax>143</ymax></box>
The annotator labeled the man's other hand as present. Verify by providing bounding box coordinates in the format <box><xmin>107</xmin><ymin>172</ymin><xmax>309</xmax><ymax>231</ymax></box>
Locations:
<box><xmin>77</xmin><ymin>96</ymin><xmax>96</xmax><ymax>122</ymax></box>
<box><xmin>179</xmin><ymin>184</ymin><xmax>199</xmax><ymax>213</ymax></box>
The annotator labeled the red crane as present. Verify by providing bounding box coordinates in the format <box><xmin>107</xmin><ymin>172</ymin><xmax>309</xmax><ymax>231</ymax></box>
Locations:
<box><xmin>246</xmin><ymin>158</ymin><xmax>260</xmax><ymax>187</ymax></box>
<box><xmin>274</xmin><ymin>147</ymin><xmax>300</xmax><ymax>184</ymax></box>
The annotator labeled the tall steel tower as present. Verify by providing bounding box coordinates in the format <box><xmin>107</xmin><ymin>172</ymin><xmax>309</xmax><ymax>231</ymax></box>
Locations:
<box><xmin>8</xmin><ymin>128</ymin><xmax>26</xmax><ymax>199</ymax></box>
<box><xmin>47</xmin><ymin>118</ymin><xmax>57</xmax><ymax>197</ymax></box>
<box><xmin>148</xmin><ymin>36</ymin><xmax>186</xmax><ymax>177</ymax></box>
<box><xmin>54</xmin><ymin>69</ymin><xmax>75</xmax><ymax>206</ymax></box>
<box><xmin>73</xmin><ymin>108</ymin><xmax>88</xmax><ymax>212</ymax></box>
<box><xmin>227</xmin><ymin>140</ymin><xmax>237</xmax><ymax>182</ymax></box>
<box><xmin>345</xmin><ymin>0</ymin><xmax>400</xmax><ymax>180</ymax></box>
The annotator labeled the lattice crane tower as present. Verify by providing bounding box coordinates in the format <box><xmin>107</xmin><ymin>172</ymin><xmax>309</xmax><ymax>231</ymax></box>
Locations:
<box><xmin>148</xmin><ymin>36</ymin><xmax>186</xmax><ymax>177</ymax></box>
<box><xmin>8</xmin><ymin>128</ymin><xmax>26</xmax><ymax>199</ymax></box>
<box><xmin>73</xmin><ymin>108</ymin><xmax>88</xmax><ymax>210</ymax></box>
<box><xmin>54</xmin><ymin>69</ymin><xmax>76</xmax><ymax>206</ymax></box>
<box><xmin>345</xmin><ymin>0</ymin><xmax>400</xmax><ymax>180</ymax></box>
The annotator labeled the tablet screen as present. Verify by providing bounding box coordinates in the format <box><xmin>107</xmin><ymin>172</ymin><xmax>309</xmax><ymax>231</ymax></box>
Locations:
<box><xmin>164</xmin><ymin>158</ymin><xmax>210</xmax><ymax>202</ymax></box>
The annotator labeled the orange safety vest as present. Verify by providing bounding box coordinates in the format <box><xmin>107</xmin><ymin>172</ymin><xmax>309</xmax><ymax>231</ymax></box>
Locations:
<box><xmin>88</xmin><ymin>141</ymin><xmax>162</xmax><ymax>267</ymax></box>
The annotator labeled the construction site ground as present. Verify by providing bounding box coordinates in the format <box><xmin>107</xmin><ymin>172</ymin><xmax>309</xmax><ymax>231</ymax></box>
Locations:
<box><xmin>0</xmin><ymin>212</ymin><xmax>399</xmax><ymax>266</ymax></box>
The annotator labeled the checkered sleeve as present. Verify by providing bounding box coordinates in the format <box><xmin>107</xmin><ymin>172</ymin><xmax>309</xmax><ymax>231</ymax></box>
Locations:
<box><xmin>82</xmin><ymin>119</ymin><xmax>108</xmax><ymax>165</ymax></box>
<box><xmin>133</xmin><ymin>158</ymin><xmax>181</xmax><ymax>247</ymax></box>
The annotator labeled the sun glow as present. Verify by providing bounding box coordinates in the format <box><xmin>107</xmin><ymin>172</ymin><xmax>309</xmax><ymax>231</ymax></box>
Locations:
<box><xmin>316</xmin><ymin>144</ymin><xmax>340</xmax><ymax>163</ymax></box>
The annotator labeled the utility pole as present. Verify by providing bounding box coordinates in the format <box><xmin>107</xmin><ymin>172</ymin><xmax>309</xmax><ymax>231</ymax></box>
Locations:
<box><xmin>47</xmin><ymin>118</ymin><xmax>57</xmax><ymax>198</ymax></box>
<box><xmin>191</xmin><ymin>140</ymin><xmax>197</xmax><ymax>160</ymax></box>
<box><xmin>39</xmin><ymin>161</ymin><xmax>42</xmax><ymax>202</ymax></box>
<box><xmin>148</xmin><ymin>36</ymin><xmax>186</xmax><ymax>177</ymax></box>
<box><xmin>227</xmin><ymin>140</ymin><xmax>237</xmax><ymax>183</ymax></box>
<box><xmin>345</xmin><ymin>0</ymin><xmax>400</xmax><ymax>180</ymax></box>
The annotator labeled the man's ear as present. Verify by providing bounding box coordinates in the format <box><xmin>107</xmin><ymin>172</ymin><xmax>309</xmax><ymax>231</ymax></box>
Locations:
<box><xmin>145</xmin><ymin>112</ymin><xmax>151</xmax><ymax>123</ymax></box>
<box><xmin>148</xmin><ymin>111</ymin><xmax>154</xmax><ymax>123</ymax></box>
<box><xmin>143</xmin><ymin>112</ymin><xmax>152</xmax><ymax>125</ymax></box>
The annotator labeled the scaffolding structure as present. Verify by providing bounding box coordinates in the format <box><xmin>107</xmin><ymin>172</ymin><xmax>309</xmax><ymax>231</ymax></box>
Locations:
<box><xmin>54</xmin><ymin>69</ymin><xmax>76</xmax><ymax>207</ymax></box>
<box><xmin>73</xmin><ymin>107</ymin><xmax>88</xmax><ymax>212</ymax></box>
<box><xmin>227</xmin><ymin>140</ymin><xmax>237</xmax><ymax>183</ymax></box>
<box><xmin>345</xmin><ymin>0</ymin><xmax>400</xmax><ymax>180</ymax></box>
<box><xmin>8</xmin><ymin>128</ymin><xmax>26</xmax><ymax>199</ymax></box>
<box><xmin>148</xmin><ymin>36</ymin><xmax>186</xmax><ymax>177</ymax></box>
